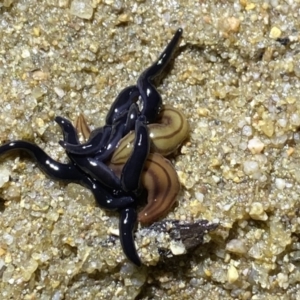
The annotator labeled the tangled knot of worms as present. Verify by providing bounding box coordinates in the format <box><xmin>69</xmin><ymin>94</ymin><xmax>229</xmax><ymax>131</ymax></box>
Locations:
<box><xmin>0</xmin><ymin>29</ymin><xmax>214</xmax><ymax>266</ymax></box>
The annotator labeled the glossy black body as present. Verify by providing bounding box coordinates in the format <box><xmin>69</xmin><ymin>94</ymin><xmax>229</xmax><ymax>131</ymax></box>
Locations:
<box><xmin>120</xmin><ymin>207</ymin><xmax>141</xmax><ymax>266</ymax></box>
<box><xmin>0</xmin><ymin>141</ymin><xmax>134</xmax><ymax>211</ymax></box>
<box><xmin>0</xmin><ymin>29</ymin><xmax>183</xmax><ymax>266</ymax></box>
<box><xmin>137</xmin><ymin>28</ymin><xmax>183</xmax><ymax>123</ymax></box>
<box><xmin>121</xmin><ymin>116</ymin><xmax>150</xmax><ymax>193</ymax></box>
<box><xmin>60</xmin><ymin>28</ymin><xmax>183</xmax><ymax>156</ymax></box>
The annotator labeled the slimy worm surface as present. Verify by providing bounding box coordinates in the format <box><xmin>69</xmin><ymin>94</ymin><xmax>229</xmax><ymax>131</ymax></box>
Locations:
<box><xmin>0</xmin><ymin>28</ymin><xmax>191</xmax><ymax>266</ymax></box>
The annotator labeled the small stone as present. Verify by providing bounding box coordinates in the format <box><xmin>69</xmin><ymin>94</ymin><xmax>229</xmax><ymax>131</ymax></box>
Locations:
<box><xmin>177</xmin><ymin>171</ymin><xmax>194</xmax><ymax>189</ymax></box>
<box><xmin>58</xmin><ymin>0</ymin><xmax>69</xmax><ymax>7</ymax></box>
<box><xmin>32</xmin><ymin>27</ymin><xmax>40</xmax><ymax>36</ymax></box>
<box><xmin>243</xmin><ymin>160</ymin><xmax>259</xmax><ymax>175</ymax></box>
<box><xmin>3</xmin><ymin>233</ymin><xmax>14</xmax><ymax>245</ymax></box>
<box><xmin>212</xmin><ymin>175</ymin><xmax>221</xmax><ymax>183</ymax></box>
<box><xmin>70</xmin><ymin>0</ymin><xmax>94</xmax><ymax>19</ymax></box>
<box><xmin>287</xmin><ymin>147</ymin><xmax>294</xmax><ymax>157</ymax></box>
<box><xmin>0</xmin><ymin>167</ymin><xmax>11</xmax><ymax>188</ymax></box>
<box><xmin>271</xmin><ymin>134</ymin><xmax>288</xmax><ymax>147</ymax></box>
<box><xmin>34</xmin><ymin>118</ymin><xmax>47</xmax><ymax>136</ymax></box>
<box><xmin>117</xmin><ymin>13</ymin><xmax>130</xmax><ymax>23</ymax></box>
<box><xmin>286</xmin><ymin>97</ymin><xmax>296</xmax><ymax>104</ymax></box>
<box><xmin>210</xmin><ymin>158</ymin><xmax>222</xmax><ymax>167</ymax></box>
<box><xmin>204</xmin><ymin>268</ymin><xmax>212</xmax><ymax>277</ymax></box>
<box><xmin>36</xmin><ymin>118</ymin><xmax>45</xmax><ymax>128</ymax></box>
<box><xmin>227</xmin><ymin>265</ymin><xmax>239</xmax><ymax>283</ymax></box>
<box><xmin>277</xmin><ymin>272</ymin><xmax>289</xmax><ymax>289</ymax></box>
<box><xmin>170</xmin><ymin>240</ymin><xmax>186</xmax><ymax>255</ymax></box>
<box><xmin>245</xmin><ymin>3</ymin><xmax>256</xmax><ymax>10</ymax></box>
<box><xmin>222</xmin><ymin>17</ymin><xmax>240</xmax><ymax>33</ymax></box>
<box><xmin>248</xmin><ymin>138</ymin><xmax>264</xmax><ymax>154</ymax></box>
<box><xmin>52</xmin><ymin>291</ymin><xmax>63</xmax><ymax>300</ymax></box>
<box><xmin>269</xmin><ymin>26</ymin><xmax>282</xmax><ymax>39</ymax></box>
<box><xmin>197</xmin><ymin>107</ymin><xmax>210</xmax><ymax>117</ymax></box>
<box><xmin>5</xmin><ymin>185</ymin><xmax>21</xmax><ymax>201</ymax></box>
<box><xmin>54</xmin><ymin>87</ymin><xmax>66</xmax><ymax>98</ymax></box>
<box><xmin>290</xmin><ymin>113</ymin><xmax>300</xmax><ymax>126</ymax></box>
<box><xmin>5</xmin><ymin>252</ymin><xmax>12</xmax><ymax>263</ymax></box>
<box><xmin>260</xmin><ymin>119</ymin><xmax>274</xmax><ymax>137</ymax></box>
<box><xmin>21</xmin><ymin>49</ymin><xmax>30</xmax><ymax>58</ymax></box>
<box><xmin>0</xmin><ymin>248</ymin><xmax>6</xmax><ymax>256</ymax></box>
<box><xmin>275</xmin><ymin>178</ymin><xmax>285</xmax><ymax>190</ymax></box>
<box><xmin>20</xmin><ymin>259</ymin><xmax>39</xmax><ymax>281</ymax></box>
<box><xmin>31</xmin><ymin>86</ymin><xmax>45</xmax><ymax>100</ymax></box>
<box><xmin>242</xmin><ymin>125</ymin><xmax>253</xmax><ymax>137</ymax></box>
<box><xmin>32</xmin><ymin>70</ymin><xmax>49</xmax><ymax>81</ymax></box>
<box><xmin>226</xmin><ymin>239</ymin><xmax>247</xmax><ymax>254</ymax></box>
<box><xmin>262</xmin><ymin>47</ymin><xmax>273</xmax><ymax>62</ymax></box>
<box><xmin>249</xmin><ymin>202</ymin><xmax>268</xmax><ymax>221</ymax></box>
<box><xmin>108</xmin><ymin>227</ymin><xmax>120</xmax><ymax>236</ymax></box>
<box><xmin>195</xmin><ymin>192</ymin><xmax>204</xmax><ymax>202</ymax></box>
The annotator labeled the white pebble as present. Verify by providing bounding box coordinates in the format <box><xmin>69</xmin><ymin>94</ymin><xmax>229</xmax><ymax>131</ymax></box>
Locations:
<box><xmin>3</xmin><ymin>233</ymin><xmax>14</xmax><ymax>245</ymax></box>
<box><xmin>108</xmin><ymin>227</ymin><xmax>119</xmax><ymax>236</ymax></box>
<box><xmin>212</xmin><ymin>175</ymin><xmax>221</xmax><ymax>183</ymax></box>
<box><xmin>195</xmin><ymin>192</ymin><xmax>204</xmax><ymax>202</ymax></box>
<box><xmin>248</xmin><ymin>137</ymin><xmax>264</xmax><ymax>154</ymax></box>
<box><xmin>52</xmin><ymin>291</ymin><xmax>62</xmax><ymax>300</ymax></box>
<box><xmin>242</xmin><ymin>125</ymin><xmax>253</xmax><ymax>137</ymax></box>
<box><xmin>275</xmin><ymin>178</ymin><xmax>286</xmax><ymax>190</ymax></box>
<box><xmin>277</xmin><ymin>118</ymin><xmax>287</xmax><ymax>127</ymax></box>
<box><xmin>290</xmin><ymin>113</ymin><xmax>300</xmax><ymax>126</ymax></box>
<box><xmin>170</xmin><ymin>241</ymin><xmax>186</xmax><ymax>255</ymax></box>
<box><xmin>243</xmin><ymin>160</ymin><xmax>259</xmax><ymax>175</ymax></box>
<box><xmin>54</xmin><ymin>87</ymin><xmax>66</xmax><ymax>98</ymax></box>
<box><xmin>21</xmin><ymin>49</ymin><xmax>30</xmax><ymax>58</ymax></box>
<box><xmin>226</xmin><ymin>239</ymin><xmax>247</xmax><ymax>254</ymax></box>
<box><xmin>70</xmin><ymin>0</ymin><xmax>94</xmax><ymax>19</ymax></box>
<box><xmin>0</xmin><ymin>167</ymin><xmax>11</xmax><ymax>188</ymax></box>
<box><xmin>277</xmin><ymin>272</ymin><xmax>289</xmax><ymax>289</ymax></box>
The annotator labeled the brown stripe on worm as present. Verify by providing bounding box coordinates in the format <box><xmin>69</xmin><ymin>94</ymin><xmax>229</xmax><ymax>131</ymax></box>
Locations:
<box><xmin>75</xmin><ymin>113</ymin><xmax>91</xmax><ymax>141</ymax></box>
<box><xmin>138</xmin><ymin>153</ymin><xmax>180</xmax><ymax>224</ymax></box>
<box><xmin>111</xmin><ymin>105</ymin><xmax>189</xmax><ymax>164</ymax></box>
<box><xmin>108</xmin><ymin>153</ymin><xmax>180</xmax><ymax>224</ymax></box>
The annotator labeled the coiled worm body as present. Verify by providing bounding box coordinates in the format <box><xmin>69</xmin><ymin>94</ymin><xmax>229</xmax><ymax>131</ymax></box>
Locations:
<box><xmin>111</xmin><ymin>105</ymin><xmax>189</xmax><ymax>164</ymax></box>
<box><xmin>109</xmin><ymin>152</ymin><xmax>180</xmax><ymax>224</ymax></box>
<box><xmin>138</xmin><ymin>153</ymin><xmax>180</xmax><ymax>224</ymax></box>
